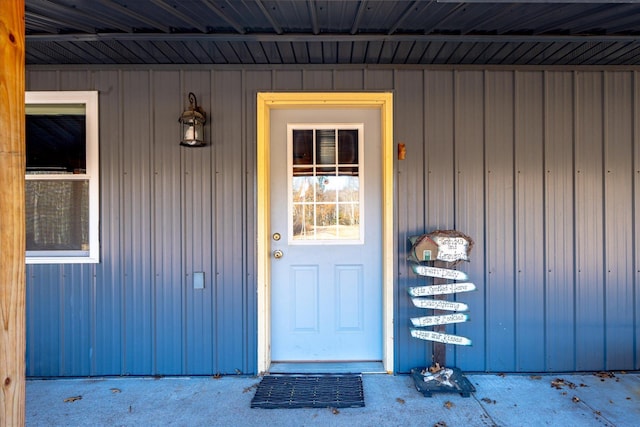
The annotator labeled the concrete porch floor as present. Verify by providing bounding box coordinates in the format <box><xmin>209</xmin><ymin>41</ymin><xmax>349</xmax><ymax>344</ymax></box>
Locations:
<box><xmin>27</xmin><ymin>371</ymin><xmax>639</xmax><ymax>426</ymax></box>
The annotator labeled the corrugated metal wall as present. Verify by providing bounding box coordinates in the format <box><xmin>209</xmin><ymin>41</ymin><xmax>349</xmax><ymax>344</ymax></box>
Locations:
<box><xmin>25</xmin><ymin>66</ymin><xmax>640</xmax><ymax>376</ymax></box>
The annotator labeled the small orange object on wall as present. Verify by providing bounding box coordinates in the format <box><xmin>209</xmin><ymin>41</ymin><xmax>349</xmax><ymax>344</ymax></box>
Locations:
<box><xmin>398</xmin><ymin>143</ymin><xmax>406</xmax><ymax>160</ymax></box>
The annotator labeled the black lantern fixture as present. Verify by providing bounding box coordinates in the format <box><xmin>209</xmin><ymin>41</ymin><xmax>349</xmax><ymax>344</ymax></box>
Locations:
<box><xmin>179</xmin><ymin>92</ymin><xmax>206</xmax><ymax>147</ymax></box>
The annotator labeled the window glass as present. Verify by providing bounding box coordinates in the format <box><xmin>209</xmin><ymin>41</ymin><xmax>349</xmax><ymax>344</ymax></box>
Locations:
<box><xmin>25</xmin><ymin>180</ymin><xmax>89</xmax><ymax>254</ymax></box>
<box><xmin>26</xmin><ymin>104</ymin><xmax>86</xmax><ymax>173</ymax></box>
<box><xmin>289</xmin><ymin>125</ymin><xmax>363</xmax><ymax>244</ymax></box>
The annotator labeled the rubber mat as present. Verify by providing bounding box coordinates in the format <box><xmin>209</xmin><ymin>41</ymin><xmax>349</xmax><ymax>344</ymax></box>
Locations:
<box><xmin>250</xmin><ymin>374</ymin><xmax>365</xmax><ymax>409</ymax></box>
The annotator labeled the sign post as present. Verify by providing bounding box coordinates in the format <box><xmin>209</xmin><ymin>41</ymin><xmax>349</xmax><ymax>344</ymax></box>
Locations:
<box><xmin>407</xmin><ymin>230</ymin><xmax>476</xmax><ymax>397</ymax></box>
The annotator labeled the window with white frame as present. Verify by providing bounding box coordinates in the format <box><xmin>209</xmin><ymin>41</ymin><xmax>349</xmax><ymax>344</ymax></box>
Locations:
<box><xmin>25</xmin><ymin>91</ymin><xmax>100</xmax><ymax>264</ymax></box>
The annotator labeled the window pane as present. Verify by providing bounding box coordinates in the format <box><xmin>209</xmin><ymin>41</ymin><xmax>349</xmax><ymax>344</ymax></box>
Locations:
<box><xmin>316</xmin><ymin>167</ymin><xmax>336</xmax><ymax>176</ymax></box>
<box><xmin>338</xmin><ymin>204</ymin><xmax>360</xmax><ymax>240</ymax></box>
<box><xmin>315</xmin><ymin>129</ymin><xmax>335</xmax><ymax>165</ymax></box>
<box><xmin>338</xmin><ymin>166</ymin><xmax>359</xmax><ymax>176</ymax></box>
<box><xmin>292</xmin><ymin>130</ymin><xmax>313</xmax><ymax>165</ymax></box>
<box><xmin>337</xmin><ymin>176</ymin><xmax>360</xmax><ymax>202</ymax></box>
<box><xmin>292</xmin><ymin>203</ymin><xmax>314</xmax><ymax>239</ymax></box>
<box><xmin>316</xmin><ymin>176</ymin><xmax>337</xmax><ymax>202</ymax></box>
<box><xmin>26</xmin><ymin>180</ymin><xmax>89</xmax><ymax>252</ymax></box>
<box><xmin>292</xmin><ymin>176</ymin><xmax>314</xmax><ymax>202</ymax></box>
<box><xmin>315</xmin><ymin>203</ymin><xmax>338</xmax><ymax>237</ymax></box>
<box><xmin>338</xmin><ymin>130</ymin><xmax>358</xmax><ymax>164</ymax></box>
<box><xmin>293</xmin><ymin>167</ymin><xmax>313</xmax><ymax>177</ymax></box>
<box><xmin>26</xmin><ymin>104</ymin><xmax>86</xmax><ymax>174</ymax></box>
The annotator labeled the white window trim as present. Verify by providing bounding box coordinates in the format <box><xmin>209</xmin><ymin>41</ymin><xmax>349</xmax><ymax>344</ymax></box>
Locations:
<box><xmin>25</xmin><ymin>91</ymin><xmax>100</xmax><ymax>264</ymax></box>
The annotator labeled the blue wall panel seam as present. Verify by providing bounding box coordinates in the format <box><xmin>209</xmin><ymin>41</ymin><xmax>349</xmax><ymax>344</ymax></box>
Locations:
<box><xmin>482</xmin><ymin>69</ymin><xmax>490</xmax><ymax>371</ymax></box>
<box><xmin>602</xmin><ymin>71</ymin><xmax>609</xmax><ymax>369</ymax></box>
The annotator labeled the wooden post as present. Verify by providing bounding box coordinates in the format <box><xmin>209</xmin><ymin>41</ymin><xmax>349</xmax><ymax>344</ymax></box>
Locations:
<box><xmin>432</xmin><ymin>262</ymin><xmax>447</xmax><ymax>367</ymax></box>
<box><xmin>0</xmin><ymin>1</ymin><xmax>26</xmax><ymax>426</ymax></box>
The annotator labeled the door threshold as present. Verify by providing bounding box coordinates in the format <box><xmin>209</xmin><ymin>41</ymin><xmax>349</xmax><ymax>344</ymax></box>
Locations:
<box><xmin>268</xmin><ymin>361</ymin><xmax>386</xmax><ymax>374</ymax></box>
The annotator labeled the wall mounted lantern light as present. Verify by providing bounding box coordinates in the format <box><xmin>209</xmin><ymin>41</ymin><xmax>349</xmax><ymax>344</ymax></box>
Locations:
<box><xmin>179</xmin><ymin>92</ymin><xmax>206</xmax><ymax>147</ymax></box>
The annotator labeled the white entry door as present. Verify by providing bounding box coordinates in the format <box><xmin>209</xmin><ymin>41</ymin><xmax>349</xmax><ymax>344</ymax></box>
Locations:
<box><xmin>270</xmin><ymin>108</ymin><xmax>383</xmax><ymax>362</ymax></box>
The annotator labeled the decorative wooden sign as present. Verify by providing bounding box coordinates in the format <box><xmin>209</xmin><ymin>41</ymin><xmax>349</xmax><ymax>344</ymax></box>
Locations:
<box><xmin>408</xmin><ymin>282</ymin><xmax>476</xmax><ymax>297</ymax></box>
<box><xmin>431</xmin><ymin>235</ymin><xmax>470</xmax><ymax>263</ymax></box>
<box><xmin>410</xmin><ymin>329</ymin><xmax>472</xmax><ymax>346</ymax></box>
<box><xmin>408</xmin><ymin>230</ymin><xmax>474</xmax><ymax>264</ymax></box>
<box><xmin>410</xmin><ymin>313</ymin><xmax>469</xmax><ymax>327</ymax></box>
<box><xmin>406</xmin><ymin>229</ymin><xmax>475</xmax><ymax>395</ymax></box>
<box><xmin>411</xmin><ymin>265</ymin><xmax>468</xmax><ymax>281</ymax></box>
<box><xmin>411</xmin><ymin>298</ymin><xmax>469</xmax><ymax>312</ymax></box>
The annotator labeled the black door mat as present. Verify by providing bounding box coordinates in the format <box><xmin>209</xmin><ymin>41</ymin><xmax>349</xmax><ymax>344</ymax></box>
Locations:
<box><xmin>251</xmin><ymin>374</ymin><xmax>365</xmax><ymax>409</ymax></box>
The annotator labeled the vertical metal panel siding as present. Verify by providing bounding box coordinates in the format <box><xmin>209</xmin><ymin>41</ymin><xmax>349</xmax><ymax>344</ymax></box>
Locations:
<box><xmin>575</xmin><ymin>71</ymin><xmax>606</xmax><ymax>371</ymax></box>
<box><xmin>394</xmin><ymin>70</ymin><xmax>428</xmax><ymax>372</ymax></box>
<box><xmin>214</xmin><ymin>70</ymin><xmax>251</xmax><ymax>375</ymax></box>
<box><xmin>544</xmin><ymin>71</ymin><xmax>577</xmax><ymax>372</ymax></box>
<box><xmin>25</xmin><ymin>66</ymin><xmax>640</xmax><ymax>376</ymax></box>
<box><xmin>274</xmin><ymin>70</ymin><xmax>303</xmax><ymax>90</ymax></box>
<box><xmin>453</xmin><ymin>71</ymin><xmax>486</xmax><ymax>372</ymax></box>
<box><xmin>61</xmin><ymin>265</ymin><xmax>93</xmax><ymax>375</ymax></box>
<box><xmin>485</xmin><ymin>71</ymin><xmax>517</xmax><ymax>371</ymax></box>
<box><xmin>121</xmin><ymin>71</ymin><xmax>154</xmax><ymax>375</ymax></box>
<box><xmin>152</xmin><ymin>70</ymin><xmax>183</xmax><ymax>375</ymax></box>
<box><xmin>514</xmin><ymin>71</ymin><xmax>545</xmax><ymax>371</ymax></box>
<box><xmin>242</xmin><ymin>70</ymin><xmax>273</xmax><ymax>374</ymax></box>
<box><xmin>26</xmin><ymin>266</ymin><xmax>63</xmax><ymax>375</ymax></box>
<box><xmin>635</xmin><ymin>72</ymin><xmax>640</xmax><ymax>370</ymax></box>
<box><xmin>335</xmin><ymin>70</ymin><xmax>365</xmax><ymax>89</ymax></box>
<box><xmin>603</xmin><ymin>71</ymin><xmax>635</xmax><ymax>369</ymax></box>
<box><xmin>303</xmin><ymin>70</ymin><xmax>334</xmax><ymax>90</ymax></box>
<box><xmin>182</xmin><ymin>70</ymin><xmax>215</xmax><ymax>375</ymax></box>
<box><xmin>93</xmin><ymin>70</ymin><xmax>124</xmax><ymax>375</ymax></box>
<box><xmin>364</xmin><ymin>69</ymin><xmax>394</xmax><ymax>90</ymax></box>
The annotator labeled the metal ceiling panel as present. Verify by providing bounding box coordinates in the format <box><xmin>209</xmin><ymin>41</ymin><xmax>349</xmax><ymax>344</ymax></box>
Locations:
<box><xmin>275</xmin><ymin>41</ymin><xmax>297</xmax><ymax>63</ymax></box>
<box><xmin>24</xmin><ymin>1</ymin><xmax>640</xmax><ymax>66</ymax></box>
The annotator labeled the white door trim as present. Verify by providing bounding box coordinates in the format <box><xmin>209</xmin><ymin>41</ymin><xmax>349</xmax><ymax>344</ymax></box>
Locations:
<box><xmin>256</xmin><ymin>92</ymin><xmax>394</xmax><ymax>374</ymax></box>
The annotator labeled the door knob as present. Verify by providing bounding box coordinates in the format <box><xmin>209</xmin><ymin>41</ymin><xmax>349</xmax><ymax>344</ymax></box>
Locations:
<box><xmin>273</xmin><ymin>249</ymin><xmax>284</xmax><ymax>259</ymax></box>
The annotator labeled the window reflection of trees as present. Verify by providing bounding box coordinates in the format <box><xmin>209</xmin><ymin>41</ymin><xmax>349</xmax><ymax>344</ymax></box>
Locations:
<box><xmin>291</xmin><ymin>130</ymin><xmax>360</xmax><ymax>240</ymax></box>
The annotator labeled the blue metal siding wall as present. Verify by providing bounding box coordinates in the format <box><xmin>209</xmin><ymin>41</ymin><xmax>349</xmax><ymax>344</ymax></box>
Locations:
<box><xmin>153</xmin><ymin>70</ymin><xmax>183</xmax><ymax>375</ymax></box>
<box><xmin>453</xmin><ymin>71</ymin><xmax>486</xmax><ymax>372</ymax></box>
<box><xmin>544</xmin><ymin>71</ymin><xmax>576</xmax><ymax>372</ymax></box>
<box><xmin>25</xmin><ymin>66</ymin><xmax>640</xmax><ymax>376</ymax></box>
<box><xmin>514</xmin><ymin>71</ymin><xmax>545</xmax><ymax>372</ymax></box>
<box><xmin>485</xmin><ymin>71</ymin><xmax>517</xmax><ymax>371</ymax></box>
<box><xmin>122</xmin><ymin>71</ymin><xmax>154</xmax><ymax>375</ymax></box>
<box><xmin>395</xmin><ymin>70</ymin><xmax>427</xmax><ymax>372</ymax></box>
<box><xmin>182</xmin><ymin>70</ymin><xmax>214</xmax><ymax>375</ymax></box>
<box><xmin>95</xmin><ymin>69</ymin><xmax>125</xmax><ymax>375</ymax></box>
<box><xmin>603</xmin><ymin>72</ymin><xmax>635</xmax><ymax>370</ymax></box>
<box><xmin>575</xmin><ymin>71</ymin><xmax>606</xmax><ymax>371</ymax></box>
